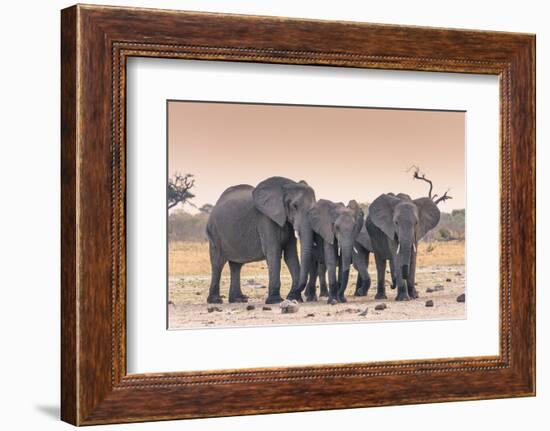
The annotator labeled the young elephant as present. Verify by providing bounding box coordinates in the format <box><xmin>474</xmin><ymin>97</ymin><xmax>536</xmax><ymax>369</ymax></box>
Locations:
<box><xmin>307</xmin><ymin>199</ymin><xmax>364</xmax><ymax>304</ymax></box>
<box><xmin>366</xmin><ymin>193</ymin><xmax>440</xmax><ymax>301</ymax></box>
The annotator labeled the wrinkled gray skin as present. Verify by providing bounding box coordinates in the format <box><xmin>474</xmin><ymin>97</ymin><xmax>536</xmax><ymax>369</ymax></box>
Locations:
<box><xmin>207</xmin><ymin>177</ymin><xmax>316</xmax><ymax>304</ymax></box>
<box><xmin>304</xmin><ymin>235</ymin><xmax>329</xmax><ymax>302</ymax></box>
<box><xmin>353</xmin><ymin>228</ymin><xmax>398</xmax><ymax>296</ymax></box>
<box><xmin>307</xmin><ymin>199</ymin><xmax>364</xmax><ymax>304</ymax></box>
<box><xmin>306</xmin><ymin>228</ymin><xmax>374</xmax><ymax>300</ymax></box>
<box><xmin>366</xmin><ymin>193</ymin><xmax>440</xmax><ymax>301</ymax></box>
<box><xmin>351</xmin><ymin>228</ymin><xmax>373</xmax><ymax>297</ymax></box>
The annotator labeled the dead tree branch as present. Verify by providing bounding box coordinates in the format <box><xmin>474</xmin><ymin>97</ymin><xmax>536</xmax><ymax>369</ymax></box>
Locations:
<box><xmin>407</xmin><ymin>165</ymin><xmax>453</xmax><ymax>206</ymax></box>
<box><xmin>168</xmin><ymin>173</ymin><xmax>195</xmax><ymax>209</ymax></box>
<box><xmin>434</xmin><ymin>189</ymin><xmax>453</xmax><ymax>205</ymax></box>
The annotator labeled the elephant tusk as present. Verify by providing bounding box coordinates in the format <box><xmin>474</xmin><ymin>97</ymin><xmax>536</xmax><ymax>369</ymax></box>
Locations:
<box><xmin>294</xmin><ymin>230</ymin><xmax>299</xmax><ymax>239</ymax></box>
<box><xmin>353</xmin><ymin>246</ymin><xmax>358</xmax><ymax>254</ymax></box>
<box><xmin>338</xmin><ymin>246</ymin><xmax>341</xmax><ymax>257</ymax></box>
<box><xmin>413</xmin><ymin>243</ymin><xmax>417</xmax><ymax>252</ymax></box>
<box><xmin>396</xmin><ymin>243</ymin><xmax>400</xmax><ymax>254</ymax></box>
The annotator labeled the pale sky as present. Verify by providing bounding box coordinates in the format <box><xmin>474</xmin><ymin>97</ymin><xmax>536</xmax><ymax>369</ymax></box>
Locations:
<box><xmin>168</xmin><ymin>101</ymin><xmax>465</xmax><ymax>212</ymax></box>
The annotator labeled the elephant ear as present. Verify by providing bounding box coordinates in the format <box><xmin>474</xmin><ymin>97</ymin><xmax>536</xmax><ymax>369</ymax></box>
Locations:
<box><xmin>308</xmin><ymin>199</ymin><xmax>337</xmax><ymax>245</ymax></box>
<box><xmin>347</xmin><ymin>200</ymin><xmax>364</xmax><ymax>237</ymax></box>
<box><xmin>252</xmin><ymin>176</ymin><xmax>293</xmax><ymax>227</ymax></box>
<box><xmin>368</xmin><ymin>194</ymin><xmax>400</xmax><ymax>239</ymax></box>
<box><xmin>414</xmin><ymin>197</ymin><xmax>441</xmax><ymax>239</ymax></box>
<box><xmin>355</xmin><ymin>230</ymin><xmax>373</xmax><ymax>251</ymax></box>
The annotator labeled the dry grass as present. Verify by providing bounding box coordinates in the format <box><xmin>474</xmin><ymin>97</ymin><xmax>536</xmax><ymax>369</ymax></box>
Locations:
<box><xmin>168</xmin><ymin>240</ymin><xmax>465</xmax><ymax>329</ymax></box>
<box><xmin>416</xmin><ymin>241</ymin><xmax>465</xmax><ymax>266</ymax></box>
<box><xmin>169</xmin><ymin>241</ymin><xmax>291</xmax><ymax>277</ymax></box>
<box><xmin>168</xmin><ymin>240</ymin><xmax>464</xmax><ymax>277</ymax></box>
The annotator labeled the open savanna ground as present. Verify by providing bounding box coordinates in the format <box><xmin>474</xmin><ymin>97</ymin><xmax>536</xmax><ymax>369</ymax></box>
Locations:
<box><xmin>168</xmin><ymin>240</ymin><xmax>466</xmax><ymax>329</ymax></box>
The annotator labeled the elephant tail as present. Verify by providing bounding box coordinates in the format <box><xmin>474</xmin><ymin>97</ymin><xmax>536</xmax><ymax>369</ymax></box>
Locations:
<box><xmin>206</xmin><ymin>222</ymin><xmax>215</xmax><ymax>246</ymax></box>
<box><xmin>206</xmin><ymin>222</ymin><xmax>223</xmax><ymax>264</ymax></box>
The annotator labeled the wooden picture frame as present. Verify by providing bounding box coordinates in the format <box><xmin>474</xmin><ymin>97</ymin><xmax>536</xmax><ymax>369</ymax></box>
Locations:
<box><xmin>61</xmin><ymin>4</ymin><xmax>535</xmax><ymax>425</ymax></box>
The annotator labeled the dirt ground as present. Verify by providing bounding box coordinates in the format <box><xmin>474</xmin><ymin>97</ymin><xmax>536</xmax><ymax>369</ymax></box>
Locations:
<box><xmin>168</xmin><ymin>241</ymin><xmax>465</xmax><ymax>329</ymax></box>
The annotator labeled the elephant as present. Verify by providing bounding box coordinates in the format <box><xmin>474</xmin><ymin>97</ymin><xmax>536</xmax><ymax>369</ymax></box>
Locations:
<box><xmin>351</xmin><ymin>228</ymin><xmax>373</xmax><ymax>297</ymax></box>
<box><xmin>366</xmin><ymin>193</ymin><xmax>440</xmax><ymax>301</ymax></box>
<box><xmin>206</xmin><ymin>176</ymin><xmax>316</xmax><ymax>304</ymax></box>
<box><xmin>307</xmin><ymin>199</ymin><xmax>364</xmax><ymax>304</ymax></box>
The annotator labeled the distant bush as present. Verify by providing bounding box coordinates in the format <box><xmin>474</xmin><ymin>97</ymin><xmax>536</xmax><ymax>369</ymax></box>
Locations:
<box><xmin>423</xmin><ymin>208</ymin><xmax>465</xmax><ymax>242</ymax></box>
<box><xmin>438</xmin><ymin>228</ymin><xmax>451</xmax><ymax>240</ymax></box>
<box><xmin>168</xmin><ymin>210</ymin><xmax>209</xmax><ymax>242</ymax></box>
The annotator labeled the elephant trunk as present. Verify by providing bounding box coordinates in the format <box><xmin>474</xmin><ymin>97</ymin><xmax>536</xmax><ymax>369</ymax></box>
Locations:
<box><xmin>338</xmin><ymin>240</ymin><xmax>353</xmax><ymax>295</ymax></box>
<box><xmin>297</xmin><ymin>219</ymin><xmax>314</xmax><ymax>292</ymax></box>
<box><xmin>398</xmin><ymin>238</ymin><xmax>412</xmax><ymax>280</ymax></box>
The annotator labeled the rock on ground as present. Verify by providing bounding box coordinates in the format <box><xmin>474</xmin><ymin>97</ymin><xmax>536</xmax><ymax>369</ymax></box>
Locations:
<box><xmin>280</xmin><ymin>299</ymin><xmax>300</xmax><ymax>314</ymax></box>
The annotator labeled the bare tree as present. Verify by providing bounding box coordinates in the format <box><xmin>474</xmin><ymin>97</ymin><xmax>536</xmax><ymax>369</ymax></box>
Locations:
<box><xmin>168</xmin><ymin>173</ymin><xmax>195</xmax><ymax>209</ymax></box>
<box><xmin>407</xmin><ymin>165</ymin><xmax>452</xmax><ymax>205</ymax></box>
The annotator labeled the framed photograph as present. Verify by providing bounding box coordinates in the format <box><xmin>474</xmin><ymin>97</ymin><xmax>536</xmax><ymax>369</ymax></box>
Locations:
<box><xmin>61</xmin><ymin>4</ymin><xmax>535</xmax><ymax>425</ymax></box>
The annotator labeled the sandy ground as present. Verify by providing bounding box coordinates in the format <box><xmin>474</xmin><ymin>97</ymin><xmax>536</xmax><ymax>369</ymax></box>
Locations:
<box><xmin>168</xmin><ymin>241</ymin><xmax>465</xmax><ymax>329</ymax></box>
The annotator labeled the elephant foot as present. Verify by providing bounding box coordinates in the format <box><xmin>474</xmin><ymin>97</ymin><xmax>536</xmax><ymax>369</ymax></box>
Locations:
<box><xmin>408</xmin><ymin>286</ymin><xmax>419</xmax><ymax>299</ymax></box>
<box><xmin>319</xmin><ymin>288</ymin><xmax>329</xmax><ymax>297</ymax></box>
<box><xmin>286</xmin><ymin>291</ymin><xmax>304</xmax><ymax>303</ymax></box>
<box><xmin>207</xmin><ymin>295</ymin><xmax>223</xmax><ymax>304</ymax></box>
<box><xmin>305</xmin><ymin>294</ymin><xmax>318</xmax><ymax>302</ymax></box>
<box><xmin>354</xmin><ymin>288</ymin><xmax>366</xmax><ymax>297</ymax></box>
<box><xmin>337</xmin><ymin>295</ymin><xmax>347</xmax><ymax>303</ymax></box>
<box><xmin>395</xmin><ymin>291</ymin><xmax>411</xmax><ymax>301</ymax></box>
<box><xmin>375</xmin><ymin>292</ymin><xmax>387</xmax><ymax>300</ymax></box>
<box><xmin>327</xmin><ymin>297</ymin><xmax>338</xmax><ymax>305</ymax></box>
<box><xmin>265</xmin><ymin>294</ymin><xmax>283</xmax><ymax>304</ymax></box>
<box><xmin>229</xmin><ymin>294</ymin><xmax>248</xmax><ymax>303</ymax></box>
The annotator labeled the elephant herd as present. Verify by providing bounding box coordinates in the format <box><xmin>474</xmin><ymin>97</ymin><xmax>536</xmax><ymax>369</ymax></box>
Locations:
<box><xmin>206</xmin><ymin>176</ymin><xmax>441</xmax><ymax>305</ymax></box>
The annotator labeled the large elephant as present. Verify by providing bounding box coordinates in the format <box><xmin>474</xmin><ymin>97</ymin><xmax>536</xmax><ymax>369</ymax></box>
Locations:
<box><xmin>366</xmin><ymin>193</ymin><xmax>440</xmax><ymax>301</ymax></box>
<box><xmin>206</xmin><ymin>176</ymin><xmax>316</xmax><ymax>304</ymax></box>
<box><xmin>307</xmin><ymin>199</ymin><xmax>364</xmax><ymax>304</ymax></box>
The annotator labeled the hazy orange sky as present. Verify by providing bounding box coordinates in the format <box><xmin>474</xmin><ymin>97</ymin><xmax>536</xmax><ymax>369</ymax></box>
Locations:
<box><xmin>168</xmin><ymin>101</ymin><xmax>465</xmax><ymax>212</ymax></box>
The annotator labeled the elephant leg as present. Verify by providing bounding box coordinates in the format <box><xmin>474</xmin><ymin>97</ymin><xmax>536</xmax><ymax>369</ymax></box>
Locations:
<box><xmin>354</xmin><ymin>273</ymin><xmax>363</xmax><ymax>296</ymax></box>
<box><xmin>207</xmin><ymin>241</ymin><xmax>226</xmax><ymax>304</ymax></box>
<box><xmin>374</xmin><ymin>254</ymin><xmax>387</xmax><ymax>300</ymax></box>
<box><xmin>318</xmin><ymin>263</ymin><xmax>328</xmax><ymax>297</ymax></box>
<box><xmin>305</xmin><ymin>258</ymin><xmax>318</xmax><ymax>302</ymax></box>
<box><xmin>283</xmin><ymin>240</ymin><xmax>302</xmax><ymax>299</ymax></box>
<box><xmin>337</xmin><ymin>256</ymin><xmax>342</xmax><ymax>287</ymax></box>
<box><xmin>326</xmin><ymin>264</ymin><xmax>338</xmax><ymax>305</ymax></box>
<box><xmin>389</xmin><ymin>258</ymin><xmax>397</xmax><ymax>289</ymax></box>
<box><xmin>228</xmin><ymin>261</ymin><xmax>248</xmax><ymax>303</ymax></box>
<box><xmin>325</xmin><ymin>244</ymin><xmax>339</xmax><ymax>305</ymax></box>
<box><xmin>353</xmin><ymin>248</ymin><xmax>370</xmax><ymax>297</ymax></box>
<box><xmin>408</xmin><ymin>246</ymin><xmax>419</xmax><ymax>299</ymax></box>
<box><xmin>363</xmin><ymin>251</ymin><xmax>372</xmax><ymax>292</ymax></box>
<box><xmin>266</xmin><ymin>247</ymin><xmax>284</xmax><ymax>304</ymax></box>
<box><xmin>393</xmin><ymin>253</ymin><xmax>410</xmax><ymax>301</ymax></box>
